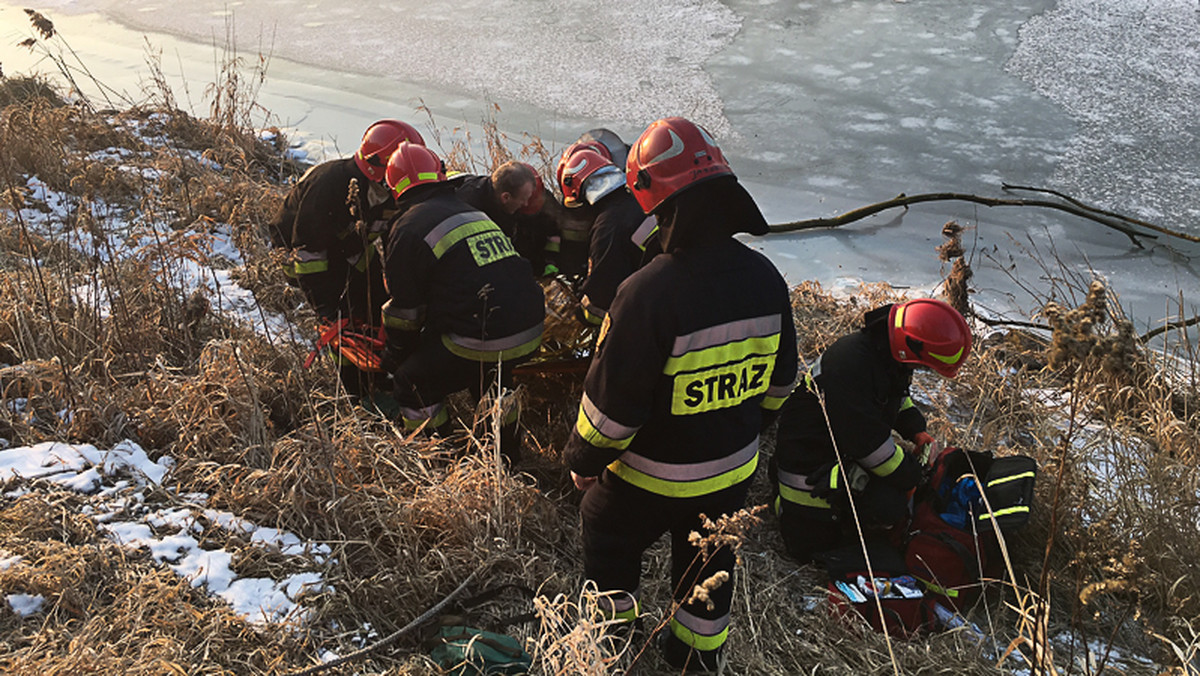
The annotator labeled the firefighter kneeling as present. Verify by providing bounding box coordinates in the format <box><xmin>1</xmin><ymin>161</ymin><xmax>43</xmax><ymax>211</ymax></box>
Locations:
<box><xmin>773</xmin><ymin>298</ymin><xmax>973</xmax><ymax>563</ymax></box>
<box><xmin>379</xmin><ymin>142</ymin><xmax>545</xmax><ymax>464</ymax></box>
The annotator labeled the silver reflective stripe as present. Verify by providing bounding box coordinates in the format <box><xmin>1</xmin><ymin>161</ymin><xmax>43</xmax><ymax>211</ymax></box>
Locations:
<box><xmin>581</xmin><ymin>393</ymin><xmax>640</xmax><ymax>440</ymax></box>
<box><xmin>445</xmin><ymin>323</ymin><xmax>543</xmax><ymax>352</ymax></box>
<box><xmin>422</xmin><ymin>210</ymin><xmax>491</xmax><ymax>249</ymax></box>
<box><xmin>617</xmin><ymin>438</ymin><xmax>757</xmax><ymax>482</ymax></box>
<box><xmin>599</xmin><ymin>591</ymin><xmax>638</xmax><ymax>614</ymax></box>
<box><xmin>295</xmin><ymin>249</ymin><xmax>327</xmax><ymax>262</ymax></box>
<box><xmin>673</xmin><ymin>606</ymin><xmax>730</xmax><ymax>635</ymax></box>
<box><xmin>382</xmin><ymin>299</ymin><xmax>424</xmax><ymax>321</ymax></box>
<box><xmin>776</xmin><ymin>468</ymin><xmax>816</xmax><ymax>492</ymax></box>
<box><xmin>400</xmin><ymin>402</ymin><xmax>442</xmax><ymax>421</ymax></box>
<box><xmin>766</xmin><ymin>380</ymin><xmax>794</xmax><ymax>398</ymax></box>
<box><xmin>631</xmin><ymin>215</ymin><xmax>658</xmax><ymax>247</ymax></box>
<box><xmin>671</xmin><ymin>315</ymin><xmax>781</xmax><ymax>357</ymax></box>
<box><xmin>861</xmin><ymin>437</ymin><xmax>898</xmax><ymax>469</ymax></box>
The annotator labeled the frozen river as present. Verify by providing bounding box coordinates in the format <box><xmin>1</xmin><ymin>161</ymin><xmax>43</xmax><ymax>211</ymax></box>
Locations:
<box><xmin>1</xmin><ymin>0</ymin><xmax>1196</xmax><ymax>336</ymax></box>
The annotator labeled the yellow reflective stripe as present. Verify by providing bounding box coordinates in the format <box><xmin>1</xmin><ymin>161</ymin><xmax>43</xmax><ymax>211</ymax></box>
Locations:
<box><xmin>293</xmin><ymin>259</ymin><xmax>329</xmax><ymax>275</ymax></box>
<box><xmin>916</xmin><ymin>578</ymin><xmax>960</xmax><ymax>598</ymax></box>
<box><xmin>575</xmin><ymin>408</ymin><xmax>636</xmax><ymax>451</ymax></box>
<box><xmin>544</xmin><ymin>239</ymin><xmax>561</xmax><ymax>253</ymax></box>
<box><xmin>383</xmin><ymin>315</ymin><xmax>421</xmax><ymax>331</ymax></box>
<box><xmin>670</xmin><ymin>617</ymin><xmax>729</xmax><ymax>652</ymax></box>
<box><xmin>440</xmin><ymin>327</ymin><xmax>543</xmax><ymax>362</ymax></box>
<box><xmin>664</xmin><ymin>334</ymin><xmax>780</xmax><ymax>375</ymax></box>
<box><xmin>900</xmin><ymin>396</ymin><xmax>915</xmax><ymax>411</ymax></box>
<box><xmin>894</xmin><ymin>303</ymin><xmax>906</xmax><ymax>329</ymax></box>
<box><xmin>607</xmin><ymin>452</ymin><xmax>756</xmax><ymax>498</ymax></box>
<box><xmin>416</xmin><ymin>171</ymin><xmax>439</xmax><ymax>182</ymax></box>
<box><xmin>987</xmin><ymin>471</ymin><xmax>1035</xmax><ymax>487</ymax></box>
<box><xmin>929</xmin><ymin>346</ymin><xmax>964</xmax><ymax>365</ymax></box>
<box><xmin>979</xmin><ymin>506</ymin><xmax>1030</xmax><ymax>521</ymax></box>
<box><xmin>392</xmin><ymin>176</ymin><xmax>412</xmax><ymax>193</ymax></box>
<box><xmin>431</xmin><ymin>219</ymin><xmax>497</xmax><ymax>259</ymax></box>
<box><xmin>400</xmin><ymin>406</ymin><xmax>448</xmax><ymax>431</ymax></box>
<box><xmin>867</xmin><ymin>444</ymin><xmax>906</xmax><ymax>478</ymax></box>
<box><xmin>761</xmin><ymin>393</ymin><xmax>788</xmax><ymax>411</ymax></box>
<box><xmin>778</xmin><ymin>482</ymin><xmax>831</xmax><ymax>509</ymax></box>
<box><xmin>580</xmin><ymin>298</ymin><xmax>606</xmax><ymax>325</ymax></box>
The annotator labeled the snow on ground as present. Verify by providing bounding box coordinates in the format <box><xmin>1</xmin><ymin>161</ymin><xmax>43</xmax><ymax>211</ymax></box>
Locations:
<box><xmin>0</xmin><ymin>439</ymin><xmax>332</xmax><ymax>626</ymax></box>
<box><xmin>12</xmin><ymin>115</ymin><xmax>293</xmax><ymax>341</ymax></box>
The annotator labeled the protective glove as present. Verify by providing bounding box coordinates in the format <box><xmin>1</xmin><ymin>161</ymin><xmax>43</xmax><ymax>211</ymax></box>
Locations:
<box><xmin>911</xmin><ymin>431</ymin><xmax>938</xmax><ymax>466</ymax></box>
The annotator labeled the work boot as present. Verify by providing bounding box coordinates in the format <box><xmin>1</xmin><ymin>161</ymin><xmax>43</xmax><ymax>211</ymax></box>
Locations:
<box><xmin>661</xmin><ymin>632</ymin><xmax>723</xmax><ymax>673</ymax></box>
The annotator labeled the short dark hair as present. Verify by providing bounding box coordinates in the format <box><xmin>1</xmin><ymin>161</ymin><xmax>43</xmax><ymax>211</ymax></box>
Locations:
<box><xmin>491</xmin><ymin>161</ymin><xmax>537</xmax><ymax>196</ymax></box>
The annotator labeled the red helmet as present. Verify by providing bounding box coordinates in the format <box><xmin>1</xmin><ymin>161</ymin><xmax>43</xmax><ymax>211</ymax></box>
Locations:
<box><xmin>385</xmin><ymin>142</ymin><xmax>446</xmax><ymax>198</ymax></box>
<box><xmin>888</xmin><ymin>299</ymin><xmax>972</xmax><ymax>378</ymax></box>
<box><xmin>625</xmin><ymin>117</ymin><xmax>733</xmax><ymax>214</ymax></box>
<box><xmin>355</xmin><ymin>120</ymin><xmax>424</xmax><ymax>183</ymax></box>
<box><xmin>557</xmin><ymin>148</ymin><xmax>618</xmax><ymax>208</ymax></box>
<box><xmin>562</xmin><ymin>139</ymin><xmax>613</xmax><ymax>162</ymax></box>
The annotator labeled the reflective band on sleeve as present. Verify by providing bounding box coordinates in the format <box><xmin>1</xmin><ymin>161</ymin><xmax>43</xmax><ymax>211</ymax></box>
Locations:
<box><xmin>575</xmin><ymin>393</ymin><xmax>640</xmax><ymax>450</ymax></box>
<box><xmin>382</xmin><ymin>299</ymin><xmax>424</xmax><ymax>331</ymax></box>
<box><xmin>670</xmin><ymin>609</ymin><xmax>730</xmax><ymax>652</ymax></box>
<box><xmin>863</xmin><ymin>442</ymin><xmax>906</xmax><ymax>478</ymax></box>
<box><xmin>441</xmin><ymin>323</ymin><xmax>543</xmax><ymax>362</ymax></box>
<box><xmin>900</xmin><ymin>396</ymin><xmax>915</xmax><ymax>411</ymax></box>
<box><xmin>580</xmin><ymin>296</ymin><xmax>606</xmax><ymax>325</ymax></box>
<box><xmin>607</xmin><ymin>441</ymin><xmax>757</xmax><ymax>498</ymax></box>
<box><xmin>761</xmin><ymin>381</ymin><xmax>794</xmax><ymax>411</ymax></box>
<box><xmin>978</xmin><ymin>505</ymin><xmax>1030</xmax><ymax>521</ymax></box>
<box><xmin>987</xmin><ymin>471</ymin><xmax>1035</xmax><ymax>487</ymax></box>
<box><xmin>860</xmin><ymin>437</ymin><xmax>902</xmax><ymax>471</ymax></box>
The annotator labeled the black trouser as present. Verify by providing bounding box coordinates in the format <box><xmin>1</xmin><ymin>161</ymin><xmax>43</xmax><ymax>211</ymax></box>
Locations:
<box><xmin>778</xmin><ymin>478</ymin><xmax>910</xmax><ymax>564</ymax></box>
<box><xmin>392</xmin><ymin>333</ymin><xmax>526</xmax><ymax>462</ymax></box>
<box><xmin>580</xmin><ymin>472</ymin><xmax>750</xmax><ymax>670</ymax></box>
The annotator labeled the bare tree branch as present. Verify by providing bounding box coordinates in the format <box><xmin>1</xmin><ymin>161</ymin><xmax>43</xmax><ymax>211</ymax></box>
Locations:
<box><xmin>1002</xmin><ymin>184</ymin><xmax>1200</xmax><ymax>244</ymax></box>
<box><xmin>767</xmin><ymin>191</ymin><xmax>1161</xmax><ymax>249</ymax></box>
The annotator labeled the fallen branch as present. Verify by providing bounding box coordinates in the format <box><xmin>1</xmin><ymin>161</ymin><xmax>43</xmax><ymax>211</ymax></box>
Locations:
<box><xmin>1003</xmin><ymin>184</ymin><xmax>1200</xmax><ymax>244</ymax></box>
<box><xmin>1139</xmin><ymin>314</ymin><xmax>1200</xmax><ymax>343</ymax></box>
<box><xmin>288</xmin><ymin>569</ymin><xmax>481</xmax><ymax>676</ymax></box>
<box><xmin>768</xmin><ymin>191</ymin><xmax>1159</xmax><ymax>249</ymax></box>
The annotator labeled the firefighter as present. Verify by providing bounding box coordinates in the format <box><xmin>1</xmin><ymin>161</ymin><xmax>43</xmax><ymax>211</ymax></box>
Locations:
<box><xmin>564</xmin><ymin>117</ymin><xmax>798</xmax><ymax>672</ymax></box>
<box><xmin>268</xmin><ymin>119</ymin><xmax>423</xmax><ymax>398</ymax></box>
<box><xmin>773</xmin><ymin>298</ymin><xmax>972</xmax><ymax>564</ymax></box>
<box><xmin>550</xmin><ymin>129</ymin><xmax>633</xmax><ymax>279</ymax></box>
<box><xmin>555</xmin><ymin>145</ymin><xmax>659</xmax><ymax>326</ymax></box>
<box><xmin>380</xmin><ymin>142</ymin><xmax>545</xmax><ymax>464</ymax></box>
<box><xmin>452</xmin><ymin>160</ymin><xmax>559</xmax><ymax>276</ymax></box>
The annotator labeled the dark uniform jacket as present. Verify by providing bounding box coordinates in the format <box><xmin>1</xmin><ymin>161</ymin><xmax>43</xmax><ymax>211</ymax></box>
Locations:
<box><xmin>774</xmin><ymin>320</ymin><xmax>925</xmax><ymax>500</ymax></box>
<box><xmin>268</xmin><ymin>157</ymin><xmax>395</xmax><ymax>319</ymax></box>
<box><xmin>453</xmin><ymin>174</ymin><xmax>558</xmax><ymax>275</ymax></box>
<box><xmin>577</xmin><ymin>189</ymin><xmax>659</xmax><ymax>325</ymax></box>
<box><xmin>381</xmin><ymin>183</ymin><xmax>545</xmax><ymax>361</ymax></box>
<box><xmin>565</xmin><ymin>178</ymin><xmax>797</xmax><ymax>497</ymax></box>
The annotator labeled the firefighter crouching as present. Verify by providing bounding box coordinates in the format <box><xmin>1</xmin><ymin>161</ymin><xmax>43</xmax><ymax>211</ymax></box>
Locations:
<box><xmin>452</xmin><ymin>160</ymin><xmax>560</xmax><ymax>278</ymax></box>
<box><xmin>379</xmin><ymin>142</ymin><xmax>545</xmax><ymax>464</ymax></box>
<box><xmin>564</xmin><ymin>117</ymin><xmax>798</xmax><ymax>672</ymax></box>
<box><xmin>555</xmin><ymin>142</ymin><xmax>659</xmax><ymax>327</ymax></box>
<box><xmin>773</xmin><ymin>298</ymin><xmax>973</xmax><ymax>563</ymax></box>
<box><xmin>268</xmin><ymin>119</ymin><xmax>423</xmax><ymax>399</ymax></box>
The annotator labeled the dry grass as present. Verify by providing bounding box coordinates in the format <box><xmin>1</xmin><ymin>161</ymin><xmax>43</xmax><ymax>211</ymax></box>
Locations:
<box><xmin>1</xmin><ymin>27</ymin><xmax>1199</xmax><ymax>674</ymax></box>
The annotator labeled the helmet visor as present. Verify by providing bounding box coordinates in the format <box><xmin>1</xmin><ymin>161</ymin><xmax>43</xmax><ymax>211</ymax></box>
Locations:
<box><xmin>583</xmin><ymin>166</ymin><xmax>626</xmax><ymax>205</ymax></box>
